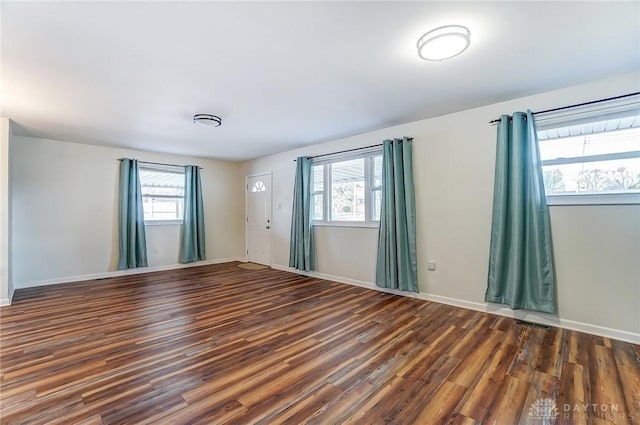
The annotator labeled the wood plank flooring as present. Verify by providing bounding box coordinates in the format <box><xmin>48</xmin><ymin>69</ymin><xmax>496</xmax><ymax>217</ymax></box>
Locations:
<box><xmin>1</xmin><ymin>262</ymin><xmax>639</xmax><ymax>424</ymax></box>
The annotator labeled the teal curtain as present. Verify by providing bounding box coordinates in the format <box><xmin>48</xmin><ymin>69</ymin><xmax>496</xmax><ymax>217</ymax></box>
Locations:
<box><xmin>375</xmin><ymin>138</ymin><xmax>418</xmax><ymax>292</ymax></box>
<box><xmin>117</xmin><ymin>159</ymin><xmax>148</xmax><ymax>270</ymax></box>
<box><xmin>289</xmin><ymin>156</ymin><xmax>314</xmax><ymax>271</ymax></box>
<box><xmin>486</xmin><ymin>111</ymin><xmax>556</xmax><ymax>314</ymax></box>
<box><xmin>180</xmin><ymin>165</ymin><xmax>206</xmax><ymax>263</ymax></box>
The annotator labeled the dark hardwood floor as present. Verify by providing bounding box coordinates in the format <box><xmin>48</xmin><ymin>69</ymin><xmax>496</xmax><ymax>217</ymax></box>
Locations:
<box><xmin>1</xmin><ymin>262</ymin><xmax>638</xmax><ymax>424</ymax></box>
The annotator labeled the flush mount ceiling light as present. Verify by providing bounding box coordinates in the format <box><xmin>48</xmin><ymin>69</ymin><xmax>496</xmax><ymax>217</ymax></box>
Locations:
<box><xmin>417</xmin><ymin>25</ymin><xmax>471</xmax><ymax>61</ymax></box>
<box><xmin>193</xmin><ymin>114</ymin><xmax>222</xmax><ymax>127</ymax></box>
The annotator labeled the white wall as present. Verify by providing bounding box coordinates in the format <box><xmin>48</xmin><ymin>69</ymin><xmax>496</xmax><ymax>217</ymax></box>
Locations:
<box><xmin>10</xmin><ymin>136</ymin><xmax>245</xmax><ymax>288</ymax></box>
<box><xmin>0</xmin><ymin>118</ymin><xmax>13</xmax><ymax>305</ymax></box>
<box><xmin>241</xmin><ymin>71</ymin><xmax>640</xmax><ymax>340</ymax></box>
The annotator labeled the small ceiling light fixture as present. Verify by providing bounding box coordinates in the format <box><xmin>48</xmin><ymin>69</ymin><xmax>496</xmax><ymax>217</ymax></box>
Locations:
<box><xmin>417</xmin><ymin>25</ymin><xmax>471</xmax><ymax>61</ymax></box>
<box><xmin>193</xmin><ymin>114</ymin><xmax>222</xmax><ymax>127</ymax></box>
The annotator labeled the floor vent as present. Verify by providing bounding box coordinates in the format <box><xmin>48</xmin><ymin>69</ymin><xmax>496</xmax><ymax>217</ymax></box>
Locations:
<box><xmin>516</xmin><ymin>320</ymin><xmax>550</xmax><ymax>330</ymax></box>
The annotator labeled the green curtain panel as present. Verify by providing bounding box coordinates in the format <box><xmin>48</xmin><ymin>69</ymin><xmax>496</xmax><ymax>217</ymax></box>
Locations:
<box><xmin>180</xmin><ymin>165</ymin><xmax>206</xmax><ymax>263</ymax></box>
<box><xmin>376</xmin><ymin>138</ymin><xmax>418</xmax><ymax>292</ymax></box>
<box><xmin>289</xmin><ymin>156</ymin><xmax>315</xmax><ymax>271</ymax></box>
<box><xmin>486</xmin><ymin>111</ymin><xmax>556</xmax><ymax>314</ymax></box>
<box><xmin>117</xmin><ymin>159</ymin><xmax>148</xmax><ymax>270</ymax></box>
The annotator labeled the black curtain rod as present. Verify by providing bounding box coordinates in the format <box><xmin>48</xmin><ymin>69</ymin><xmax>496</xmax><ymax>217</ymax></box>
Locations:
<box><xmin>118</xmin><ymin>159</ymin><xmax>202</xmax><ymax>169</ymax></box>
<box><xmin>488</xmin><ymin>91</ymin><xmax>640</xmax><ymax>124</ymax></box>
<box><xmin>293</xmin><ymin>143</ymin><xmax>383</xmax><ymax>162</ymax></box>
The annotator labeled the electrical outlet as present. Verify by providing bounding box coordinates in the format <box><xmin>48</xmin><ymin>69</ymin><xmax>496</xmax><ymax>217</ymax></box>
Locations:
<box><xmin>427</xmin><ymin>261</ymin><xmax>436</xmax><ymax>271</ymax></box>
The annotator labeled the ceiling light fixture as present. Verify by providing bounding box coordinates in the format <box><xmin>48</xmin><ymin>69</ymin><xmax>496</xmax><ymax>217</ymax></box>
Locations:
<box><xmin>417</xmin><ymin>25</ymin><xmax>471</xmax><ymax>61</ymax></box>
<box><xmin>193</xmin><ymin>114</ymin><xmax>222</xmax><ymax>127</ymax></box>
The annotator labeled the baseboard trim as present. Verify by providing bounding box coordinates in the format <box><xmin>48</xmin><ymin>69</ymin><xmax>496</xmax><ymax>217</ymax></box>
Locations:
<box><xmin>14</xmin><ymin>257</ymin><xmax>247</xmax><ymax>290</ymax></box>
<box><xmin>271</xmin><ymin>264</ymin><xmax>640</xmax><ymax>344</ymax></box>
<box><xmin>0</xmin><ymin>286</ymin><xmax>14</xmax><ymax>307</ymax></box>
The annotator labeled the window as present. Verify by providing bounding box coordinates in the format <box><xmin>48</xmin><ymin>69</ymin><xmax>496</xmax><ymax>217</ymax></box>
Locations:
<box><xmin>331</xmin><ymin>158</ymin><xmax>366</xmax><ymax>221</ymax></box>
<box><xmin>312</xmin><ymin>150</ymin><xmax>383</xmax><ymax>225</ymax></box>
<box><xmin>372</xmin><ymin>156</ymin><xmax>383</xmax><ymax>220</ymax></box>
<box><xmin>312</xmin><ymin>165</ymin><xmax>325</xmax><ymax>221</ymax></box>
<box><xmin>139</xmin><ymin>167</ymin><xmax>185</xmax><ymax>221</ymax></box>
<box><xmin>252</xmin><ymin>180</ymin><xmax>266</xmax><ymax>192</ymax></box>
<box><xmin>537</xmin><ymin>104</ymin><xmax>640</xmax><ymax>205</ymax></box>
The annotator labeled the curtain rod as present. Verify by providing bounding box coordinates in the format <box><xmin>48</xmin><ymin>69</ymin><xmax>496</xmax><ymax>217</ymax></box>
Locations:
<box><xmin>488</xmin><ymin>91</ymin><xmax>640</xmax><ymax>125</ymax></box>
<box><xmin>293</xmin><ymin>143</ymin><xmax>383</xmax><ymax>162</ymax></box>
<box><xmin>118</xmin><ymin>159</ymin><xmax>202</xmax><ymax>169</ymax></box>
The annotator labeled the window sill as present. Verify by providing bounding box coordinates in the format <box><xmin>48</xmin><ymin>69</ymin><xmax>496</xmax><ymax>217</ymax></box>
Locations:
<box><xmin>546</xmin><ymin>192</ymin><xmax>640</xmax><ymax>206</ymax></box>
<box><xmin>312</xmin><ymin>221</ymin><xmax>380</xmax><ymax>229</ymax></box>
<box><xmin>144</xmin><ymin>220</ymin><xmax>183</xmax><ymax>226</ymax></box>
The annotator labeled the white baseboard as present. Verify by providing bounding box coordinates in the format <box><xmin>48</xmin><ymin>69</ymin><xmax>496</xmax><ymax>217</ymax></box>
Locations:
<box><xmin>0</xmin><ymin>286</ymin><xmax>15</xmax><ymax>306</ymax></box>
<box><xmin>271</xmin><ymin>264</ymin><xmax>640</xmax><ymax>345</ymax></box>
<box><xmin>13</xmin><ymin>257</ymin><xmax>247</xmax><ymax>290</ymax></box>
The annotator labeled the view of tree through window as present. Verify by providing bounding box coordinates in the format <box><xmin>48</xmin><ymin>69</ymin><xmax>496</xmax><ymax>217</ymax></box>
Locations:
<box><xmin>139</xmin><ymin>168</ymin><xmax>185</xmax><ymax>221</ymax></box>
<box><xmin>331</xmin><ymin>158</ymin><xmax>366</xmax><ymax>221</ymax></box>
<box><xmin>539</xmin><ymin>126</ymin><xmax>640</xmax><ymax>195</ymax></box>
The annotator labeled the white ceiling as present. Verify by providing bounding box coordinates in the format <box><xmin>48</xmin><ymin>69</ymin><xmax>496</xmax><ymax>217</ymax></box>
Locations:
<box><xmin>2</xmin><ymin>1</ymin><xmax>639</xmax><ymax>161</ymax></box>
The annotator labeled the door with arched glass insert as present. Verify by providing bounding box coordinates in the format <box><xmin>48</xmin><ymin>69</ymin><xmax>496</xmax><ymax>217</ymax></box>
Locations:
<box><xmin>246</xmin><ymin>173</ymin><xmax>272</xmax><ymax>265</ymax></box>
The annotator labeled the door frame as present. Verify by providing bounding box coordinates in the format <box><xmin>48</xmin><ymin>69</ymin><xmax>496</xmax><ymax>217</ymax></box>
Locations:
<box><xmin>245</xmin><ymin>171</ymin><xmax>273</xmax><ymax>265</ymax></box>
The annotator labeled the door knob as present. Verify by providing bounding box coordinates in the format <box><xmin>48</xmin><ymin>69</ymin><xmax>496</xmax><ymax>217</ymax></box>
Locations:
<box><xmin>266</xmin><ymin>226</ymin><xmax>271</xmax><ymax>229</ymax></box>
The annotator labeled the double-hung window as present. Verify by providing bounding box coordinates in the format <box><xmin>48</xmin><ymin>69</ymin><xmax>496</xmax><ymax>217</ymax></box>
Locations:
<box><xmin>312</xmin><ymin>148</ymin><xmax>383</xmax><ymax>225</ymax></box>
<box><xmin>537</xmin><ymin>97</ymin><xmax>640</xmax><ymax>205</ymax></box>
<box><xmin>139</xmin><ymin>166</ymin><xmax>185</xmax><ymax>222</ymax></box>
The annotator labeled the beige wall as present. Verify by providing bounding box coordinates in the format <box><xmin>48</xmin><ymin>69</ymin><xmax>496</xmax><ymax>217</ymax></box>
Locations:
<box><xmin>10</xmin><ymin>136</ymin><xmax>245</xmax><ymax>287</ymax></box>
<box><xmin>241</xmin><ymin>71</ymin><xmax>640</xmax><ymax>338</ymax></box>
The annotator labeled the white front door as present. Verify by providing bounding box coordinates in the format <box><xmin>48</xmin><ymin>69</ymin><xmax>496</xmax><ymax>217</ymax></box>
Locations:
<box><xmin>246</xmin><ymin>173</ymin><xmax>272</xmax><ymax>265</ymax></box>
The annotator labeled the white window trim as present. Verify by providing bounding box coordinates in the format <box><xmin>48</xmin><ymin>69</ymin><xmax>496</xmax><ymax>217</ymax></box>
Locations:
<box><xmin>144</xmin><ymin>219</ymin><xmax>183</xmax><ymax>226</ymax></box>
<box><xmin>312</xmin><ymin>221</ymin><xmax>380</xmax><ymax>229</ymax></box>
<box><xmin>540</xmin><ymin>150</ymin><xmax>639</xmax><ymax>167</ymax></box>
<box><xmin>311</xmin><ymin>149</ymin><xmax>383</xmax><ymax>227</ymax></box>
<box><xmin>546</xmin><ymin>192</ymin><xmax>640</xmax><ymax>206</ymax></box>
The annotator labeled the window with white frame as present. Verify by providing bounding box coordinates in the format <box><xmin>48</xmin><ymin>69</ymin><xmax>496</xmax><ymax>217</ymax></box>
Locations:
<box><xmin>139</xmin><ymin>167</ymin><xmax>185</xmax><ymax>221</ymax></box>
<box><xmin>537</xmin><ymin>99</ymin><xmax>640</xmax><ymax>205</ymax></box>
<box><xmin>312</xmin><ymin>150</ymin><xmax>383</xmax><ymax>224</ymax></box>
